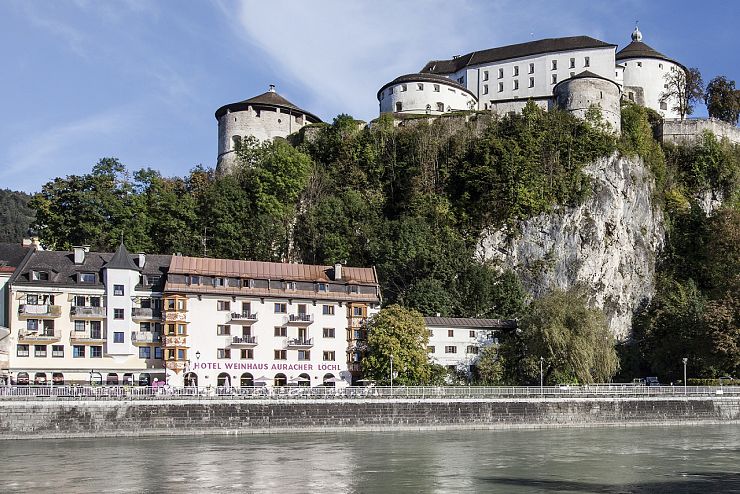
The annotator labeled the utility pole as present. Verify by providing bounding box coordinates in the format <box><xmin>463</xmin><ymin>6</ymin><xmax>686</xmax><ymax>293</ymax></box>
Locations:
<box><xmin>540</xmin><ymin>357</ymin><xmax>544</xmax><ymax>392</ymax></box>
<box><xmin>683</xmin><ymin>357</ymin><xmax>688</xmax><ymax>395</ymax></box>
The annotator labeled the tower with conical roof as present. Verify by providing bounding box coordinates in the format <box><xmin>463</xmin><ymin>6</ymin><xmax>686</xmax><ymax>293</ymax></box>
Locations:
<box><xmin>617</xmin><ymin>26</ymin><xmax>686</xmax><ymax>119</ymax></box>
<box><xmin>215</xmin><ymin>85</ymin><xmax>321</xmax><ymax>175</ymax></box>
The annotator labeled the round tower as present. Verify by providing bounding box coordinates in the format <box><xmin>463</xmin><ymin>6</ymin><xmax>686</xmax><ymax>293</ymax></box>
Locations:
<box><xmin>617</xmin><ymin>26</ymin><xmax>686</xmax><ymax>119</ymax></box>
<box><xmin>377</xmin><ymin>73</ymin><xmax>477</xmax><ymax>116</ymax></box>
<box><xmin>553</xmin><ymin>71</ymin><xmax>622</xmax><ymax>133</ymax></box>
<box><xmin>215</xmin><ymin>85</ymin><xmax>321</xmax><ymax>174</ymax></box>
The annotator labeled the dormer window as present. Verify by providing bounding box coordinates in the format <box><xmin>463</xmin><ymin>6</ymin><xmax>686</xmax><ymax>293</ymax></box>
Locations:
<box><xmin>31</xmin><ymin>271</ymin><xmax>49</xmax><ymax>281</ymax></box>
<box><xmin>145</xmin><ymin>275</ymin><xmax>161</xmax><ymax>286</ymax></box>
<box><xmin>187</xmin><ymin>275</ymin><xmax>200</xmax><ymax>285</ymax></box>
<box><xmin>213</xmin><ymin>277</ymin><xmax>225</xmax><ymax>287</ymax></box>
<box><xmin>286</xmin><ymin>281</ymin><xmax>296</xmax><ymax>291</ymax></box>
<box><xmin>242</xmin><ymin>278</ymin><xmax>253</xmax><ymax>288</ymax></box>
<box><xmin>350</xmin><ymin>285</ymin><xmax>359</xmax><ymax>294</ymax></box>
<box><xmin>79</xmin><ymin>273</ymin><xmax>96</xmax><ymax>284</ymax></box>
<box><xmin>318</xmin><ymin>283</ymin><xmax>328</xmax><ymax>292</ymax></box>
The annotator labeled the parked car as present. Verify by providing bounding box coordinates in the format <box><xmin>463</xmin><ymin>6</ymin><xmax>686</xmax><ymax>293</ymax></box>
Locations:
<box><xmin>645</xmin><ymin>377</ymin><xmax>660</xmax><ymax>387</ymax></box>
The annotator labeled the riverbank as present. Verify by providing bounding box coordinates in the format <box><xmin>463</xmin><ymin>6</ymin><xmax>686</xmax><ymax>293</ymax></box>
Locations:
<box><xmin>1</xmin><ymin>396</ymin><xmax>739</xmax><ymax>439</ymax></box>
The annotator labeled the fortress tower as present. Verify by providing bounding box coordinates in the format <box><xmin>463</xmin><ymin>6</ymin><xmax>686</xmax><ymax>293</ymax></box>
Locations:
<box><xmin>553</xmin><ymin>71</ymin><xmax>622</xmax><ymax>133</ymax></box>
<box><xmin>215</xmin><ymin>85</ymin><xmax>321</xmax><ymax>174</ymax></box>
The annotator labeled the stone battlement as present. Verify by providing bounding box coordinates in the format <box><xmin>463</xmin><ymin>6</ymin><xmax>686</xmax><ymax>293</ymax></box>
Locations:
<box><xmin>658</xmin><ymin>118</ymin><xmax>740</xmax><ymax>145</ymax></box>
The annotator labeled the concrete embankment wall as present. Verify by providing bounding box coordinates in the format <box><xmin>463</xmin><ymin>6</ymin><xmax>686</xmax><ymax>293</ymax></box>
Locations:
<box><xmin>1</xmin><ymin>397</ymin><xmax>739</xmax><ymax>439</ymax></box>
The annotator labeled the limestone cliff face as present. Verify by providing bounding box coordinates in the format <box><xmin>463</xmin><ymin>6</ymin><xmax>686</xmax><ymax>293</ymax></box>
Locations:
<box><xmin>477</xmin><ymin>153</ymin><xmax>664</xmax><ymax>338</ymax></box>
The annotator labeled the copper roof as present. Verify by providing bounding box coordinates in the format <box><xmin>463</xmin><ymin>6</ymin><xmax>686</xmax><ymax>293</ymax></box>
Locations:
<box><xmin>168</xmin><ymin>256</ymin><xmax>378</xmax><ymax>285</ymax></box>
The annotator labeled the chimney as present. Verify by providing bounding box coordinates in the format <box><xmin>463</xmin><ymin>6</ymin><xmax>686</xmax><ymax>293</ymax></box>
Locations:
<box><xmin>73</xmin><ymin>245</ymin><xmax>90</xmax><ymax>264</ymax></box>
<box><xmin>268</xmin><ymin>84</ymin><xmax>276</xmax><ymax>92</ymax></box>
<box><xmin>333</xmin><ymin>263</ymin><xmax>342</xmax><ymax>281</ymax></box>
<box><xmin>137</xmin><ymin>252</ymin><xmax>146</xmax><ymax>268</ymax></box>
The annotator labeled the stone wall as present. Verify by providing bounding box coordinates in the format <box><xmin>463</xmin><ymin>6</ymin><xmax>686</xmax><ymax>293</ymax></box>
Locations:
<box><xmin>658</xmin><ymin>118</ymin><xmax>740</xmax><ymax>145</ymax></box>
<box><xmin>0</xmin><ymin>397</ymin><xmax>738</xmax><ymax>439</ymax></box>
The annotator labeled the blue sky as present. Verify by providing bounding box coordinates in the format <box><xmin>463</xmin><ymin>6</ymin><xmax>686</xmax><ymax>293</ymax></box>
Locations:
<box><xmin>1</xmin><ymin>0</ymin><xmax>738</xmax><ymax>192</ymax></box>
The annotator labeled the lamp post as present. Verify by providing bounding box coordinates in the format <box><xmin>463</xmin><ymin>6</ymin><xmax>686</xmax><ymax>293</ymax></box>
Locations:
<box><xmin>682</xmin><ymin>357</ymin><xmax>688</xmax><ymax>395</ymax></box>
<box><xmin>390</xmin><ymin>353</ymin><xmax>394</xmax><ymax>392</ymax></box>
<box><xmin>540</xmin><ymin>357</ymin><xmax>544</xmax><ymax>391</ymax></box>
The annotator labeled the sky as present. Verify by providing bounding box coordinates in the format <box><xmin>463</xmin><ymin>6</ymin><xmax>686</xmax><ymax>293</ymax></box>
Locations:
<box><xmin>1</xmin><ymin>0</ymin><xmax>738</xmax><ymax>192</ymax></box>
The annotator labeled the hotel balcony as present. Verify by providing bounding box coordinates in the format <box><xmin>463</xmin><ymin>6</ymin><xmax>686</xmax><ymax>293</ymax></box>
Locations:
<box><xmin>70</xmin><ymin>329</ymin><xmax>107</xmax><ymax>344</ymax></box>
<box><xmin>230</xmin><ymin>335</ymin><xmax>257</xmax><ymax>347</ymax></box>
<box><xmin>229</xmin><ymin>312</ymin><xmax>258</xmax><ymax>324</ymax></box>
<box><xmin>286</xmin><ymin>314</ymin><xmax>313</xmax><ymax>326</ymax></box>
<box><xmin>70</xmin><ymin>306</ymin><xmax>107</xmax><ymax>319</ymax></box>
<box><xmin>18</xmin><ymin>304</ymin><xmax>62</xmax><ymax>318</ymax></box>
<box><xmin>286</xmin><ymin>337</ymin><xmax>314</xmax><ymax>349</ymax></box>
<box><xmin>131</xmin><ymin>307</ymin><xmax>162</xmax><ymax>321</ymax></box>
<box><xmin>131</xmin><ymin>331</ymin><xmax>162</xmax><ymax>344</ymax></box>
<box><xmin>18</xmin><ymin>328</ymin><xmax>62</xmax><ymax>342</ymax></box>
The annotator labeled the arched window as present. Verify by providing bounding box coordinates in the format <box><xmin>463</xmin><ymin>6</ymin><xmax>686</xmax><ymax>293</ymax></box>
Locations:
<box><xmin>231</xmin><ymin>135</ymin><xmax>241</xmax><ymax>151</ymax></box>
<box><xmin>323</xmin><ymin>373</ymin><xmax>336</xmax><ymax>387</ymax></box>
<box><xmin>106</xmin><ymin>373</ymin><xmax>119</xmax><ymax>385</ymax></box>
<box><xmin>436</xmin><ymin>102</ymin><xmax>444</xmax><ymax>112</ymax></box>
<box><xmin>123</xmin><ymin>373</ymin><xmax>134</xmax><ymax>385</ymax></box>
<box><xmin>240</xmin><ymin>372</ymin><xmax>254</xmax><ymax>387</ymax></box>
<box><xmin>184</xmin><ymin>372</ymin><xmax>198</xmax><ymax>387</ymax></box>
<box><xmin>298</xmin><ymin>373</ymin><xmax>311</xmax><ymax>387</ymax></box>
<box><xmin>34</xmin><ymin>372</ymin><xmax>47</xmax><ymax>384</ymax></box>
<box><xmin>138</xmin><ymin>373</ymin><xmax>151</xmax><ymax>386</ymax></box>
<box><xmin>16</xmin><ymin>372</ymin><xmax>29</xmax><ymax>385</ymax></box>
<box><xmin>52</xmin><ymin>372</ymin><xmax>64</xmax><ymax>386</ymax></box>
<box><xmin>395</xmin><ymin>102</ymin><xmax>402</xmax><ymax>112</ymax></box>
<box><xmin>217</xmin><ymin>372</ymin><xmax>231</xmax><ymax>387</ymax></box>
<box><xmin>274</xmin><ymin>373</ymin><xmax>287</xmax><ymax>387</ymax></box>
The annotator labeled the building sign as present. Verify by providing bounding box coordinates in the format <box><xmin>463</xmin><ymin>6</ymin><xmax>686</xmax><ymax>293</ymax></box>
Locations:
<box><xmin>191</xmin><ymin>361</ymin><xmax>344</xmax><ymax>372</ymax></box>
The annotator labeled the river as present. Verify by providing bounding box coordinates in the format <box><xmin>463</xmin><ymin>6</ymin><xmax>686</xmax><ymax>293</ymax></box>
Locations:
<box><xmin>2</xmin><ymin>425</ymin><xmax>739</xmax><ymax>493</ymax></box>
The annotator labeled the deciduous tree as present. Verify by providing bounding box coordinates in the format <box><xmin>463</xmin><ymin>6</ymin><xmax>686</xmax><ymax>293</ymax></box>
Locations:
<box><xmin>705</xmin><ymin>75</ymin><xmax>740</xmax><ymax>125</ymax></box>
<box><xmin>660</xmin><ymin>66</ymin><xmax>704</xmax><ymax>120</ymax></box>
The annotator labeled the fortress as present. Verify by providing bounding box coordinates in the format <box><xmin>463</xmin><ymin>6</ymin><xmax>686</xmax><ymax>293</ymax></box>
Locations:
<box><xmin>215</xmin><ymin>28</ymin><xmax>736</xmax><ymax>174</ymax></box>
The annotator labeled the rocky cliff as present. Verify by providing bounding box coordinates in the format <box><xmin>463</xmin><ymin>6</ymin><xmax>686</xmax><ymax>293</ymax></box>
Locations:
<box><xmin>477</xmin><ymin>153</ymin><xmax>664</xmax><ymax>338</ymax></box>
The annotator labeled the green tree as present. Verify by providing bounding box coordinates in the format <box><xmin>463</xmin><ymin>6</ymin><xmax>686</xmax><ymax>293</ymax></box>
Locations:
<box><xmin>705</xmin><ymin>75</ymin><xmax>740</xmax><ymax>124</ymax></box>
<box><xmin>0</xmin><ymin>189</ymin><xmax>35</xmax><ymax>242</ymax></box>
<box><xmin>362</xmin><ymin>304</ymin><xmax>431</xmax><ymax>384</ymax></box>
<box><xmin>475</xmin><ymin>344</ymin><xmax>506</xmax><ymax>384</ymax></box>
<box><xmin>660</xmin><ymin>66</ymin><xmax>704</xmax><ymax>120</ymax></box>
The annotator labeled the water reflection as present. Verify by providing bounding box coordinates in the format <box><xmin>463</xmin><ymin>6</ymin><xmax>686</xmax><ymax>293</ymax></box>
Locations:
<box><xmin>0</xmin><ymin>425</ymin><xmax>738</xmax><ymax>493</ymax></box>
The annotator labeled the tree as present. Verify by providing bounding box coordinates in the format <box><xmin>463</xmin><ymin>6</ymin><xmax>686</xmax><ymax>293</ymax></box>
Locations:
<box><xmin>0</xmin><ymin>189</ymin><xmax>34</xmax><ymax>242</ymax></box>
<box><xmin>660</xmin><ymin>66</ymin><xmax>704</xmax><ymax>120</ymax></box>
<box><xmin>705</xmin><ymin>76</ymin><xmax>740</xmax><ymax>125</ymax></box>
<box><xmin>503</xmin><ymin>289</ymin><xmax>619</xmax><ymax>384</ymax></box>
<box><xmin>475</xmin><ymin>344</ymin><xmax>506</xmax><ymax>384</ymax></box>
<box><xmin>362</xmin><ymin>305</ymin><xmax>431</xmax><ymax>384</ymax></box>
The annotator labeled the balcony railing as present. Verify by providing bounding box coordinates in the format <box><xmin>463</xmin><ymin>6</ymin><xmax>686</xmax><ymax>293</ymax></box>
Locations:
<box><xmin>18</xmin><ymin>304</ymin><xmax>62</xmax><ymax>318</ymax></box>
<box><xmin>70</xmin><ymin>330</ymin><xmax>107</xmax><ymax>343</ymax></box>
<box><xmin>131</xmin><ymin>331</ymin><xmax>162</xmax><ymax>344</ymax></box>
<box><xmin>229</xmin><ymin>312</ymin><xmax>258</xmax><ymax>324</ymax></box>
<box><xmin>230</xmin><ymin>335</ymin><xmax>257</xmax><ymax>347</ymax></box>
<box><xmin>18</xmin><ymin>328</ymin><xmax>62</xmax><ymax>342</ymax></box>
<box><xmin>286</xmin><ymin>337</ymin><xmax>314</xmax><ymax>349</ymax></box>
<box><xmin>70</xmin><ymin>306</ymin><xmax>107</xmax><ymax>318</ymax></box>
<box><xmin>131</xmin><ymin>308</ymin><xmax>162</xmax><ymax>320</ymax></box>
<box><xmin>287</xmin><ymin>314</ymin><xmax>313</xmax><ymax>326</ymax></box>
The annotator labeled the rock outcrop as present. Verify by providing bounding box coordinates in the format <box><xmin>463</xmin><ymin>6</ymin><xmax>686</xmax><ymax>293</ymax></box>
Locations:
<box><xmin>477</xmin><ymin>153</ymin><xmax>664</xmax><ymax>338</ymax></box>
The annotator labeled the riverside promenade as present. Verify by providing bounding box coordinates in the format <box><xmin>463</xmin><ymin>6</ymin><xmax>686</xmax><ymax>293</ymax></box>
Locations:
<box><xmin>1</xmin><ymin>385</ymin><xmax>739</xmax><ymax>439</ymax></box>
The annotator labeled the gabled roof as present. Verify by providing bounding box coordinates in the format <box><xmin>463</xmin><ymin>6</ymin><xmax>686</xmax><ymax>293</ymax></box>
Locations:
<box><xmin>105</xmin><ymin>243</ymin><xmax>141</xmax><ymax>271</ymax></box>
<box><xmin>215</xmin><ymin>89</ymin><xmax>321</xmax><ymax>123</ymax></box>
<box><xmin>421</xmin><ymin>36</ymin><xmax>616</xmax><ymax>75</ymax></box>
<box><xmin>376</xmin><ymin>73</ymin><xmax>476</xmax><ymax>100</ymax></box>
<box><xmin>424</xmin><ymin>317</ymin><xmax>517</xmax><ymax>329</ymax></box>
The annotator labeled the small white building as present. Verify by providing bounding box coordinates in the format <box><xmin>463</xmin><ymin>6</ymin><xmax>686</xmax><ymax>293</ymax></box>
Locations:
<box><xmin>424</xmin><ymin>316</ymin><xmax>515</xmax><ymax>379</ymax></box>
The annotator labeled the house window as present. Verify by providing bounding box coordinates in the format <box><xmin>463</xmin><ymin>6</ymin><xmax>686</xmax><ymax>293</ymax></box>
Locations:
<box><xmin>323</xmin><ymin>327</ymin><xmax>335</xmax><ymax>338</ymax></box>
<box><xmin>154</xmin><ymin>347</ymin><xmax>163</xmax><ymax>359</ymax></box>
<box><xmin>114</xmin><ymin>308</ymin><xmax>124</xmax><ymax>320</ymax></box>
<box><xmin>529</xmin><ymin>77</ymin><xmax>535</xmax><ymax>88</ymax></box>
<box><xmin>42</xmin><ymin>320</ymin><xmax>54</xmax><ymax>333</ymax></box>
<box><xmin>498</xmin><ymin>82</ymin><xmax>503</xmax><ymax>92</ymax></box>
<box><xmin>323</xmin><ymin>351</ymin><xmax>335</xmax><ymax>361</ymax></box>
<box><xmin>73</xmin><ymin>345</ymin><xmax>85</xmax><ymax>358</ymax></box>
<box><xmin>274</xmin><ymin>350</ymin><xmax>287</xmax><ymax>360</ymax></box>
<box><xmin>16</xmin><ymin>344</ymin><xmax>29</xmax><ymax>357</ymax></box>
<box><xmin>584</xmin><ymin>56</ymin><xmax>590</xmax><ymax>67</ymax></box>
<box><xmin>217</xmin><ymin>348</ymin><xmax>231</xmax><ymax>359</ymax></box>
<box><xmin>113</xmin><ymin>332</ymin><xmax>124</xmax><ymax>343</ymax></box>
<box><xmin>298</xmin><ymin>350</ymin><xmax>310</xmax><ymax>361</ymax></box>
<box><xmin>213</xmin><ymin>277</ymin><xmax>225</xmax><ymax>287</ymax></box>
<box><xmin>448</xmin><ymin>329</ymin><xmax>454</xmax><ymax>337</ymax></box>
<box><xmin>274</xmin><ymin>303</ymin><xmax>287</xmax><ymax>314</ymax></box>
<box><xmin>551</xmin><ymin>60</ymin><xmax>557</xmax><ymax>70</ymax></box>
<box><xmin>177</xmin><ymin>349</ymin><xmax>186</xmax><ymax>360</ymax></box>
<box><xmin>467</xmin><ymin>346</ymin><xmax>479</xmax><ymax>354</ymax></box>
<box><xmin>217</xmin><ymin>325</ymin><xmax>231</xmax><ymax>336</ymax></box>
<box><xmin>26</xmin><ymin>319</ymin><xmax>39</xmax><ymax>331</ymax></box>
<box><xmin>482</xmin><ymin>70</ymin><xmax>489</xmax><ymax>81</ymax></box>
<box><xmin>428</xmin><ymin>329</ymin><xmax>434</xmax><ymax>337</ymax></box>
<box><xmin>513</xmin><ymin>66</ymin><xmax>519</xmax><ymax>76</ymax></box>
<box><xmin>113</xmin><ymin>285</ymin><xmax>124</xmax><ymax>296</ymax></box>
<box><xmin>352</xmin><ymin>307</ymin><xmax>363</xmax><ymax>317</ymax></box>
<box><xmin>285</xmin><ymin>281</ymin><xmax>296</xmax><ymax>291</ymax></box>
<box><xmin>188</xmin><ymin>275</ymin><xmax>201</xmax><ymax>285</ymax></box>
<box><xmin>433</xmin><ymin>84</ymin><xmax>440</xmax><ymax>92</ymax></box>
<box><xmin>436</xmin><ymin>102</ymin><xmax>444</xmax><ymax>112</ymax></box>
<box><xmin>323</xmin><ymin>305</ymin><xmax>335</xmax><ymax>315</ymax></box>
<box><xmin>445</xmin><ymin>346</ymin><xmax>457</xmax><ymax>354</ymax></box>
<box><xmin>417</xmin><ymin>83</ymin><xmax>423</xmax><ymax>90</ymax></box>
<box><xmin>317</xmin><ymin>283</ymin><xmax>327</xmax><ymax>292</ymax></box>
<box><xmin>241</xmin><ymin>349</ymin><xmax>253</xmax><ymax>359</ymax></box>
<box><xmin>274</xmin><ymin>326</ymin><xmax>287</xmax><ymax>337</ymax></box>
<box><xmin>529</xmin><ymin>63</ymin><xmax>534</xmax><ymax>74</ymax></box>
<box><xmin>513</xmin><ymin>80</ymin><xmax>519</xmax><ymax>90</ymax></box>
<box><xmin>52</xmin><ymin>345</ymin><xmax>64</xmax><ymax>358</ymax></box>
<box><xmin>217</xmin><ymin>300</ymin><xmax>231</xmax><ymax>311</ymax></box>
<box><xmin>483</xmin><ymin>84</ymin><xmax>488</xmax><ymax>95</ymax></box>
<box><xmin>140</xmin><ymin>322</ymin><xmax>151</xmax><ymax>332</ymax></box>
<box><xmin>27</xmin><ymin>294</ymin><xmax>39</xmax><ymax>305</ymax></box>
<box><xmin>74</xmin><ymin>320</ymin><xmax>86</xmax><ymax>332</ymax></box>
<box><xmin>80</xmin><ymin>273</ymin><xmax>96</xmax><ymax>283</ymax></box>
<box><xmin>136</xmin><ymin>346</ymin><xmax>152</xmax><ymax>359</ymax></box>
<box><xmin>551</xmin><ymin>74</ymin><xmax>557</xmax><ymax>84</ymax></box>
<box><xmin>498</xmin><ymin>68</ymin><xmax>503</xmax><ymax>79</ymax></box>
<box><xmin>177</xmin><ymin>324</ymin><xmax>186</xmax><ymax>335</ymax></box>
<box><xmin>428</xmin><ymin>346</ymin><xmax>435</xmax><ymax>353</ymax></box>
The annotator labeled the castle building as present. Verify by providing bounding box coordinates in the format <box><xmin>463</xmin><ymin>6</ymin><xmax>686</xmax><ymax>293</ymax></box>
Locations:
<box><xmin>377</xmin><ymin>28</ymin><xmax>685</xmax><ymax>131</ymax></box>
<box><xmin>215</xmin><ymin>85</ymin><xmax>321</xmax><ymax>175</ymax></box>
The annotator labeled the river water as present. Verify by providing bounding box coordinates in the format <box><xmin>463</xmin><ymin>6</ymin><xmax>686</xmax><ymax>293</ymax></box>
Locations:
<box><xmin>2</xmin><ymin>425</ymin><xmax>739</xmax><ymax>493</ymax></box>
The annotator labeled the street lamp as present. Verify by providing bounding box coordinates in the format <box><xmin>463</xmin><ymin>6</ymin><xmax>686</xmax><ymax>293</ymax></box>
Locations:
<box><xmin>390</xmin><ymin>353</ymin><xmax>394</xmax><ymax>392</ymax></box>
<box><xmin>682</xmin><ymin>357</ymin><xmax>688</xmax><ymax>395</ymax></box>
<box><xmin>195</xmin><ymin>351</ymin><xmax>201</xmax><ymax>360</ymax></box>
<box><xmin>540</xmin><ymin>357</ymin><xmax>544</xmax><ymax>390</ymax></box>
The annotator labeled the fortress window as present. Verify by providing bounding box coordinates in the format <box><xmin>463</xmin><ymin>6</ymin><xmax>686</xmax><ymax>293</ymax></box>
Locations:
<box><xmin>513</xmin><ymin>66</ymin><xmax>519</xmax><ymax>76</ymax></box>
<box><xmin>483</xmin><ymin>70</ymin><xmax>489</xmax><ymax>81</ymax></box>
<box><xmin>637</xmin><ymin>62</ymin><xmax>642</xmax><ymax>67</ymax></box>
<box><xmin>551</xmin><ymin>74</ymin><xmax>557</xmax><ymax>84</ymax></box>
<box><xmin>600</xmin><ymin>91</ymin><xmax>603</xmax><ymax>98</ymax></box>
<box><xmin>529</xmin><ymin>63</ymin><xmax>534</xmax><ymax>74</ymax></box>
<box><xmin>529</xmin><ymin>77</ymin><xmax>534</xmax><ymax>88</ymax></box>
<box><xmin>483</xmin><ymin>84</ymin><xmax>488</xmax><ymax>95</ymax></box>
<box><xmin>569</xmin><ymin>58</ymin><xmax>575</xmax><ymax>68</ymax></box>
<box><xmin>498</xmin><ymin>82</ymin><xmax>503</xmax><ymax>92</ymax></box>
<box><xmin>551</xmin><ymin>60</ymin><xmax>557</xmax><ymax>70</ymax></box>
<box><xmin>255</xmin><ymin>110</ymin><xmax>261</xmax><ymax>118</ymax></box>
<box><xmin>584</xmin><ymin>57</ymin><xmax>590</xmax><ymax>67</ymax></box>
<box><xmin>659</xmin><ymin>63</ymin><xmax>663</xmax><ymax>69</ymax></box>
<box><xmin>234</xmin><ymin>117</ymin><xmax>237</xmax><ymax>122</ymax></box>
<box><xmin>513</xmin><ymin>80</ymin><xmax>519</xmax><ymax>90</ymax></box>
<box><xmin>660</xmin><ymin>101</ymin><xmax>668</xmax><ymax>110</ymax></box>
<box><xmin>498</xmin><ymin>68</ymin><xmax>503</xmax><ymax>79</ymax></box>
<box><xmin>417</xmin><ymin>83</ymin><xmax>423</xmax><ymax>90</ymax></box>
<box><xmin>433</xmin><ymin>84</ymin><xmax>440</xmax><ymax>92</ymax></box>
<box><xmin>457</xmin><ymin>77</ymin><xmax>463</xmax><ymax>83</ymax></box>
<box><xmin>231</xmin><ymin>135</ymin><xmax>241</xmax><ymax>150</ymax></box>
<box><xmin>436</xmin><ymin>102</ymin><xmax>444</xmax><ymax>112</ymax></box>
<box><xmin>570</xmin><ymin>72</ymin><xmax>575</xmax><ymax>77</ymax></box>
<box><xmin>401</xmin><ymin>84</ymin><xmax>407</xmax><ymax>92</ymax></box>
<box><xmin>395</xmin><ymin>102</ymin><xmax>402</xmax><ymax>112</ymax></box>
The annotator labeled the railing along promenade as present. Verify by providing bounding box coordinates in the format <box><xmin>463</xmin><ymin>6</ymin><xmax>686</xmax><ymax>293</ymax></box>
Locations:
<box><xmin>0</xmin><ymin>385</ymin><xmax>738</xmax><ymax>401</ymax></box>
